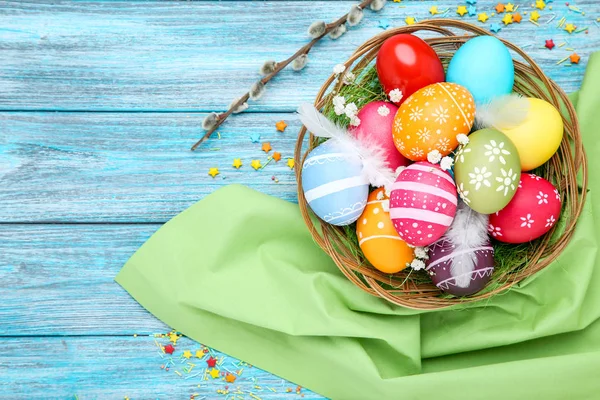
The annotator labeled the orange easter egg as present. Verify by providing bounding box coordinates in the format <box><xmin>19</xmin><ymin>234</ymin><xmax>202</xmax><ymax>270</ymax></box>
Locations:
<box><xmin>356</xmin><ymin>188</ymin><xmax>415</xmax><ymax>274</ymax></box>
<box><xmin>392</xmin><ymin>82</ymin><xmax>475</xmax><ymax>161</ymax></box>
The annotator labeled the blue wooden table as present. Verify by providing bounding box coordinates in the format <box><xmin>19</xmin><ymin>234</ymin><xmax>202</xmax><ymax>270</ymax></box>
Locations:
<box><xmin>1</xmin><ymin>0</ymin><xmax>598</xmax><ymax>398</ymax></box>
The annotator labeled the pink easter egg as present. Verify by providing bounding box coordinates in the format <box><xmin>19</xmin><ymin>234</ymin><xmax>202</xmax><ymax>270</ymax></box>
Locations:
<box><xmin>389</xmin><ymin>162</ymin><xmax>457</xmax><ymax>246</ymax></box>
<box><xmin>488</xmin><ymin>173</ymin><xmax>561</xmax><ymax>243</ymax></box>
<box><xmin>349</xmin><ymin>101</ymin><xmax>410</xmax><ymax>170</ymax></box>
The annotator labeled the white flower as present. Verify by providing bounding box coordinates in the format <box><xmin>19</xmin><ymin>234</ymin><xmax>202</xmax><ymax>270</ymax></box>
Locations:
<box><xmin>427</xmin><ymin>150</ymin><xmax>442</xmax><ymax>164</ymax></box>
<box><xmin>469</xmin><ymin>166</ymin><xmax>492</xmax><ymax>191</ymax></box>
<box><xmin>333</xmin><ymin>64</ymin><xmax>346</xmax><ymax>75</ymax></box>
<box><xmin>344</xmin><ymin>102</ymin><xmax>358</xmax><ymax>118</ymax></box>
<box><xmin>414</xmin><ymin>247</ymin><xmax>429</xmax><ymax>259</ymax></box>
<box><xmin>456</xmin><ymin>146</ymin><xmax>472</xmax><ymax>163</ymax></box>
<box><xmin>409</xmin><ymin>106</ymin><xmax>423</xmax><ymax>121</ymax></box>
<box><xmin>440</xmin><ymin>156</ymin><xmax>453</xmax><ymax>171</ymax></box>
<box><xmin>457</xmin><ymin>182</ymin><xmax>470</xmax><ymax>203</ymax></box>
<box><xmin>488</xmin><ymin>224</ymin><xmax>503</xmax><ymax>237</ymax></box>
<box><xmin>554</xmin><ymin>188</ymin><xmax>561</xmax><ymax>201</ymax></box>
<box><xmin>495</xmin><ymin>168</ymin><xmax>518</xmax><ymax>196</ymax></box>
<box><xmin>456</xmin><ymin>134</ymin><xmax>469</xmax><ymax>145</ymax></box>
<box><xmin>431</xmin><ymin>105</ymin><xmax>450</xmax><ymax>124</ymax></box>
<box><xmin>422</xmin><ymin>87</ymin><xmax>436</xmax><ymax>97</ymax></box>
<box><xmin>436</xmin><ymin>137</ymin><xmax>451</xmax><ymax>152</ymax></box>
<box><xmin>483</xmin><ymin>140</ymin><xmax>511</xmax><ymax>164</ymax></box>
<box><xmin>377</xmin><ymin>105</ymin><xmax>390</xmax><ymax>116</ymax></box>
<box><xmin>520</xmin><ymin>214</ymin><xmax>534</xmax><ymax>228</ymax></box>
<box><xmin>389</xmin><ymin>88</ymin><xmax>403</xmax><ymax>103</ymax></box>
<box><xmin>349</xmin><ymin>115</ymin><xmax>361</xmax><ymax>126</ymax></box>
<box><xmin>394</xmin><ymin>138</ymin><xmax>405</xmax><ymax>151</ymax></box>
<box><xmin>410</xmin><ymin>147</ymin><xmax>424</xmax><ymax>158</ymax></box>
<box><xmin>545</xmin><ymin>215</ymin><xmax>556</xmax><ymax>228</ymax></box>
<box><xmin>530</xmin><ymin>174</ymin><xmax>542</xmax><ymax>181</ymax></box>
<box><xmin>343</xmin><ymin>71</ymin><xmax>356</xmax><ymax>85</ymax></box>
<box><xmin>393</xmin><ymin>118</ymin><xmax>403</xmax><ymax>132</ymax></box>
<box><xmin>417</xmin><ymin>127</ymin><xmax>431</xmax><ymax>142</ymax></box>
<box><xmin>536</xmin><ymin>191</ymin><xmax>549</xmax><ymax>205</ymax></box>
<box><xmin>333</xmin><ymin>95</ymin><xmax>346</xmax><ymax>115</ymax></box>
<box><xmin>410</xmin><ymin>259</ymin><xmax>426</xmax><ymax>271</ymax></box>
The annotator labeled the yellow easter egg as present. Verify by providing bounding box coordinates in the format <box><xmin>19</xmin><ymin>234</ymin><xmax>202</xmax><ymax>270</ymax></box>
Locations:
<box><xmin>356</xmin><ymin>188</ymin><xmax>415</xmax><ymax>274</ymax></box>
<box><xmin>499</xmin><ymin>98</ymin><xmax>564</xmax><ymax>171</ymax></box>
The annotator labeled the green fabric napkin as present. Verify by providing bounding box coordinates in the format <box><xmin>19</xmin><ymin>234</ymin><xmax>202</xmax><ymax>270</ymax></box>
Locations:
<box><xmin>116</xmin><ymin>54</ymin><xmax>600</xmax><ymax>400</ymax></box>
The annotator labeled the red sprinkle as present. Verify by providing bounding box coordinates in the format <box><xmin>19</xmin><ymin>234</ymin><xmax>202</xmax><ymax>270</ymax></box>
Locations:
<box><xmin>164</xmin><ymin>344</ymin><xmax>175</xmax><ymax>354</ymax></box>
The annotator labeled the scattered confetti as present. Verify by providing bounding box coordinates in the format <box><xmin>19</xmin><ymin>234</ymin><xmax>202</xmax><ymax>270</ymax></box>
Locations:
<box><xmin>195</xmin><ymin>350</ymin><xmax>204</xmax><ymax>358</ymax></box>
<box><xmin>208</xmin><ymin>168</ymin><xmax>219</xmax><ymax>178</ymax></box>
<box><xmin>570</xmin><ymin>53</ymin><xmax>581</xmax><ymax>63</ymax></box>
<box><xmin>250</xmin><ymin>133</ymin><xmax>261</xmax><ymax>143</ymax></box>
<box><xmin>378</xmin><ymin>19</ymin><xmax>390</xmax><ymax>29</ymax></box>
<box><xmin>457</xmin><ymin>5</ymin><xmax>468</xmax><ymax>16</ymax></box>
<box><xmin>209</xmin><ymin>368</ymin><xmax>220</xmax><ymax>379</ymax></box>
<box><xmin>545</xmin><ymin>39</ymin><xmax>555</xmax><ymax>49</ymax></box>
<box><xmin>225</xmin><ymin>373</ymin><xmax>237</xmax><ymax>383</ymax></box>
<box><xmin>207</xmin><ymin>356</ymin><xmax>218</xmax><ymax>368</ymax></box>
<box><xmin>505</xmin><ymin>2</ymin><xmax>514</xmax><ymax>11</ymax></box>
<box><xmin>502</xmin><ymin>13</ymin><xmax>513</xmax><ymax>25</ymax></box>
<box><xmin>495</xmin><ymin>3</ymin><xmax>505</xmax><ymax>13</ymax></box>
<box><xmin>490</xmin><ymin>23</ymin><xmax>502</xmax><ymax>32</ymax></box>
<box><xmin>466</xmin><ymin>0</ymin><xmax>477</xmax><ymax>4</ymax></box>
<box><xmin>530</xmin><ymin>10</ymin><xmax>541</xmax><ymax>21</ymax></box>
<box><xmin>164</xmin><ymin>344</ymin><xmax>175</xmax><ymax>355</ymax></box>
<box><xmin>261</xmin><ymin>142</ymin><xmax>272</xmax><ymax>153</ymax></box>
<box><xmin>478</xmin><ymin>12</ymin><xmax>489</xmax><ymax>22</ymax></box>
<box><xmin>232</xmin><ymin>158</ymin><xmax>243</xmax><ymax>169</ymax></box>
<box><xmin>287</xmin><ymin>158</ymin><xmax>295</xmax><ymax>169</ymax></box>
<box><xmin>275</xmin><ymin>120</ymin><xmax>288</xmax><ymax>132</ymax></box>
<box><xmin>467</xmin><ymin>5</ymin><xmax>477</xmax><ymax>16</ymax></box>
<box><xmin>405</xmin><ymin>16</ymin><xmax>416</xmax><ymax>25</ymax></box>
<box><xmin>429</xmin><ymin>6</ymin><xmax>439</xmax><ymax>15</ymax></box>
<box><xmin>251</xmin><ymin>159</ymin><xmax>262</xmax><ymax>170</ymax></box>
<box><xmin>183</xmin><ymin>350</ymin><xmax>192</xmax><ymax>359</ymax></box>
<box><xmin>272</xmin><ymin>152</ymin><xmax>282</xmax><ymax>162</ymax></box>
<box><xmin>535</xmin><ymin>0</ymin><xmax>546</xmax><ymax>10</ymax></box>
<box><xmin>513</xmin><ymin>12</ymin><xmax>522</xmax><ymax>23</ymax></box>
<box><xmin>564</xmin><ymin>23</ymin><xmax>576</xmax><ymax>33</ymax></box>
<box><xmin>168</xmin><ymin>332</ymin><xmax>181</xmax><ymax>344</ymax></box>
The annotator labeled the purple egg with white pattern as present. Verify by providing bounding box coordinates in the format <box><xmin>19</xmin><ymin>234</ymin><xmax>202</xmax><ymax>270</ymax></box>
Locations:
<box><xmin>426</xmin><ymin>238</ymin><xmax>495</xmax><ymax>296</ymax></box>
<box><xmin>389</xmin><ymin>162</ymin><xmax>457</xmax><ymax>247</ymax></box>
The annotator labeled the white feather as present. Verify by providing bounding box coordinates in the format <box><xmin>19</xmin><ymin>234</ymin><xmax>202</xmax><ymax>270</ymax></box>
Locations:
<box><xmin>475</xmin><ymin>94</ymin><xmax>530</xmax><ymax>130</ymax></box>
<box><xmin>297</xmin><ymin>103</ymin><xmax>396</xmax><ymax>188</ymax></box>
<box><xmin>443</xmin><ymin>201</ymin><xmax>489</xmax><ymax>288</ymax></box>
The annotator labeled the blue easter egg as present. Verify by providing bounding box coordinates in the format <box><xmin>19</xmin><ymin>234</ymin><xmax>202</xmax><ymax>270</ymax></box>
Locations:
<box><xmin>446</xmin><ymin>36</ymin><xmax>514</xmax><ymax>104</ymax></box>
<box><xmin>302</xmin><ymin>140</ymin><xmax>369</xmax><ymax>226</ymax></box>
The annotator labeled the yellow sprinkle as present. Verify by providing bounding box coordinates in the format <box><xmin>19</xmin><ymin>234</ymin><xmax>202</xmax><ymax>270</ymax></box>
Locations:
<box><xmin>175</xmin><ymin>371</ymin><xmax>182</xmax><ymax>376</ymax></box>
<box><xmin>267</xmin><ymin>387</ymin><xmax>276</xmax><ymax>392</ymax></box>
<box><xmin>566</xmin><ymin>47</ymin><xmax>575</xmax><ymax>51</ymax></box>
<box><xmin>529</xmin><ymin>19</ymin><xmax>539</xmax><ymax>26</ymax></box>
<box><xmin>249</xmin><ymin>394</ymin><xmax>262</xmax><ymax>400</ymax></box>
<box><xmin>558</xmin><ymin>42</ymin><xmax>566</xmax><ymax>47</ymax></box>
<box><xmin>556</xmin><ymin>56</ymin><xmax>570</xmax><ymax>65</ymax></box>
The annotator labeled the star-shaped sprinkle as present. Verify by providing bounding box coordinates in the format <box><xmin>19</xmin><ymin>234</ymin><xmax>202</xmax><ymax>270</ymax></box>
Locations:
<box><xmin>495</xmin><ymin>3</ymin><xmax>505</xmax><ymax>13</ymax></box>
<box><xmin>164</xmin><ymin>344</ymin><xmax>175</xmax><ymax>354</ymax></box>
<box><xmin>251</xmin><ymin>159</ymin><xmax>262</xmax><ymax>170</ymax></box>
<box><xmin>195</xmin><ymin>350</ymin><xmax>204</xmax><ymax>359</ymax></box>
<box><xmin>429</xmin><ymin>6</ymin><xmax>438</xmax><ymax>15</ymax></box>
<box><xmin>378</xmin><ymin>19</ymin><xmax>390</xmax><ymax>29</ymax></box>
<box><xmin>272</xmin><ymin>152</ymin><xmax>281</xmax><ymax>162</ymax></box>
<box><xmin>232</xmin><ymin>158</ymin><xmax>242</xmax><ymax>169</ymax></box>
<box><xmin>250</xmin><ymin>133</ymin><xmax>261</xmax><ymax>143</ymax></box>
<box><xmin>287</xmin><ymin>158</ymin><xmax>295</xmax><ymax>169</ymax></box>
<box><xmin>208</xmin><ymin>167</ymin><xmax>219</xmax><ymax>178</ymax></box>
<box><xmin>565</xmin><ymin>23</ymin><xmax>576</xmax><ymax>33</ymax></box>
<box><xmin>261</xmin><ymin>142</ymin><xmax>272</xmax><ymax>153</ymax></box>
<box><xmin>275</xmin><ymin>120</ymin><xmax>287</xmax><ymax>132</ymax></box>
<box><xmin>206</xmin><ymin>356</ymin><xmax>217</xmax><ymax>368</ymax></box>
<box><xmin>457</xmin><ymin>6</ymin><xmax>468</xmax><ymax>16</ymax></box>
<box><xmin>502</xmin><ymin>13</ymin><xmax>513</xmax><ymax>24</ymax></box>
<box><xmin>478</xmin><ymin>12</ymin><xmax>489</xmax><ymax>22</ymax></box>
<box><xmin>490</xmin><ymin>23</ymin><xmax>502</xmax><ymax>33</ymax></box>
<box><xmin>393</xmin><ymin>0</ymin><xmax>401</xmax><ymax>2</ymax></box>
<box><xmin>530</xmin><ymin>11</ymin><xmax>540</xmax><ymax>21</ymax></box>
<box><xmin>183</xmin><ymin>350</ymin><xmax>192</xmax><ymax>359</ymax></box>
<box><xmin>545</xmin><ymin>39</ymin><xmax>555</xmax><ymax>49</ymax></box>
<box><xmin>225</xmin><ymin>373</ymin><xmax>237</xmax><ymax>383</ymax></box>
<box><xmin>467</xmin><ymin>0</ymin><xmax>477</xmax><ymax>4</ymax></box>
<box><xmin>468</xmin><ymin>5</ymin><xmax>477</xmax><ymax>16</ymax></box>
<box><xmin>168</xmin><ymin>332</ymin><xmax>180</xmax><ymax>344</ymax></box>
<box><xmin>405</xmin><ymin>16</ymin><xmax>416</xmax><ymax>25</ymax></box>
<box><xmin>505</xmin><ymin>3</ymin><xmax>514</xmax><ymax>11</ymax></box>
<box><xmin>513</xmin><ymin>12</ymin><xmax>522</xmax><ymax>22</ymax></box>
<box><xmin>535</xmin><ymin>0</ymin><xmax>546</xmax><ymax>10</ymax></box>
<box><xmin>570</xmin><ymin>53</ymin><xmax>581</xmax><ymax>63</ymax></box>
<box><xmin>209</xmin><ymin>368</ymin><xmax>220</xmax><ymax>379</ymax></box>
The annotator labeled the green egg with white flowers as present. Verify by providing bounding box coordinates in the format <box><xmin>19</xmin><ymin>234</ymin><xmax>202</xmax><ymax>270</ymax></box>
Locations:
<box><xmin>454</xmin><ymin>128</ymin><xmax>521</xmax><ymax>214</ymax></box>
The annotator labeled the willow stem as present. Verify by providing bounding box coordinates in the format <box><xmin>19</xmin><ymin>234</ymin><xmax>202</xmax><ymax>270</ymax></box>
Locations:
<box><xmin>191</xmin><ymin>0</ymin><xmax>376</xmax><ymax>151</ymax></box>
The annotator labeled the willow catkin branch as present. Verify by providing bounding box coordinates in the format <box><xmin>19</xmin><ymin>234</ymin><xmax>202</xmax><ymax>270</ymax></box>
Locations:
<box><xmin>190</xmin><ymin>0</ymin><xmax>377</xmax><ymax>151</ymax></box>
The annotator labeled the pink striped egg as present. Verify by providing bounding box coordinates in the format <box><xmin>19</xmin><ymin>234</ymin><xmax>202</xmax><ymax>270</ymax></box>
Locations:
<box><xmin>390</xmin><ymin>162</ymin><xmax>457</xmax><ymax>246</ymax></box>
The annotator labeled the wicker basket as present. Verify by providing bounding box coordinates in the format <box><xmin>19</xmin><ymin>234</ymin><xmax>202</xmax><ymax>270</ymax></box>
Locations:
<box><xmin>294</xmin><ymin>20</ymin><xmax>587</xmax><ymax>310</ymax></box>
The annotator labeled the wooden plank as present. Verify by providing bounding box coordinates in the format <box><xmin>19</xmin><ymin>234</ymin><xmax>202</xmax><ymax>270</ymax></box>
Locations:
<box><xmin>0</xmin><ymin>1</ymin><xmax>596</xmax><ymax>112</ymax></box>
<box><xmin>0</xmin><ymin>335</ymin><xmax>323</xmax><ymax>399</ymax></box>
<box><xmin>0</xmin><ymin>112</ymin><xmax>300</xmax><ymax>223</ymax></box>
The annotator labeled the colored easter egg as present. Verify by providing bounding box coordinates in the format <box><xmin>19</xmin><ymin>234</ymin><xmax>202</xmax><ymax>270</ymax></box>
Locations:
<box><xmin>427</xmin><ymin>237</ymin><xmax>494</xmax><ymax>296</ymax></box>
<box><xmin>376</xmin><ymin>34</ymin><xmax>445</xmax><ymax>105</ymax></box>
<box><xmin>348</xmin><ymin>101</ymin><xmax>410</xmax><ymax>170</ymax></box>
<box><xmin>389</xmin><ymin>162</ymin><xmax>457</xmax><ymax>247</ymax></box>
<box><xmin>302</xmin><ymin>140</ymin><xmax>369</xmax><ymax>226</ymax></box>
<box><xmin>454</xmin><ymin>128</ymin><xmax>521</xmax><ymax>214</ymax></box>
<box><xmin>392</xmin><ymin>82</ymin><xmax>475</xmax><ymax>161</ymax></box>
<box><xmin>497</xmin><ymin>98</ymin><xmax>564</xmax><ymax>171</ymax></box>
<box><xmin>447</xmin><ymin>36</ymin><xmax>514</xmax><ymax>105</ymax></box>
<box><xmin>488</xmin><ymin>173</ymin><xmax>561</xmax><ymax>243</ymax></box>
<box><xmin>356</xmin><ymin>188</ymin><xmax>415</xmax><ymax>274</ymax></box>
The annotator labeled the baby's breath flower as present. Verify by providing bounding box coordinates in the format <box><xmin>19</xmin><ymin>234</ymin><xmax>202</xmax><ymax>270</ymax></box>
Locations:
<box><xmin>440</xmin><ymin>156</ymin><xmax>454</xmax><ymax>171</ymax></box>
<box><xmin>411</xmin><ymin>259</ymin><xmax>426</xmax><ymax>271</ymax></box>
<box><xmin>344</xmin><ymin>102</ymin><xmax>358</xmax><ymax>118</ymax></box>
<box><xmin>343</xmin><ymin>71</ymin><xmax>356</xmax><ymax>85</ymax></box>
<box><xmin>333</xmin><ymin>64</ymin><xmax>346</xmax><ymax>75</ymax></box>
<box><xmin>456</xmin><ymin>133</ymin><xmax>469</xmax><ymax>145</ymax></box>
<box><xmin>349</xmin><ymin>115</ymin><xmax>361</xmax><ymax>127</ymax></box>
<box><xmin>427</xmin><ymin>150</ymin><xmax>442</xmax><ymax>164</ymax></box>
<box><xmin>414</xmin><ymin>247</ymin><xmax>429</xmax><ymax>259</ymax></box>
<box><xmin>389</xmin><ymin>88</ymin><xmax>403</xmax><ymax>103</ymax></box>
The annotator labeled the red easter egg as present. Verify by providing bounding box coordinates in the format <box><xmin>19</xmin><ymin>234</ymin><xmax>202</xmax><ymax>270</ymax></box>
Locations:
<box><xmin>488</xmin><ymin>173</ymin><xmax>561</xmax><ymax>244</ymax></box>
<box><xmin>389</xmin><ymin>162</ymin><xmax>457</xmax><ymax>247</ymax></box>
<box><xmin>349</xmin><ymin>101</ymin><xmax>410</xmax><ymax>170</ymax></box>
<box><xmin>376</xmin><ymin>34</ymin><xmax>445</xmax><ymax>105</ymax></box>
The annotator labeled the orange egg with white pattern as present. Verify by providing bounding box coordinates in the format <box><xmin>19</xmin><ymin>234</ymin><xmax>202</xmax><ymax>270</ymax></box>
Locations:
<box><xmin>356</xmin><ymin>188</ymin><xmax>415</xmax><ymax>274</ymax></box>
<box><xmin>392</xmin><ymin>82</ymin><xmax>475</xmax><ymax>161</ymax></box>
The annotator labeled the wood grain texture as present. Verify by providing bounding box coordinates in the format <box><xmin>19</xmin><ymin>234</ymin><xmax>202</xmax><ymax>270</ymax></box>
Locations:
<box><xmin>0</xmin><ymin>0</ymin><xmax>596</xmax><ymax>112</ymax></box>
<box><xmin>0</xmin><ymin>335</ymin><xmax>321</xmax><ymax>399</ymax></box>
<box><xmin>0</xmin><ymin>112</ymin><xmax>300</xmax><ymax>222</ymax></box>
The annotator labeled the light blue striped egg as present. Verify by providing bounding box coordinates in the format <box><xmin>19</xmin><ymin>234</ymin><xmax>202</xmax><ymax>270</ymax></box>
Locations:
<box><xmin>302</xmin><ymin>140</ymin><xmax>369</xmax><ymax>226</ymax></box>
